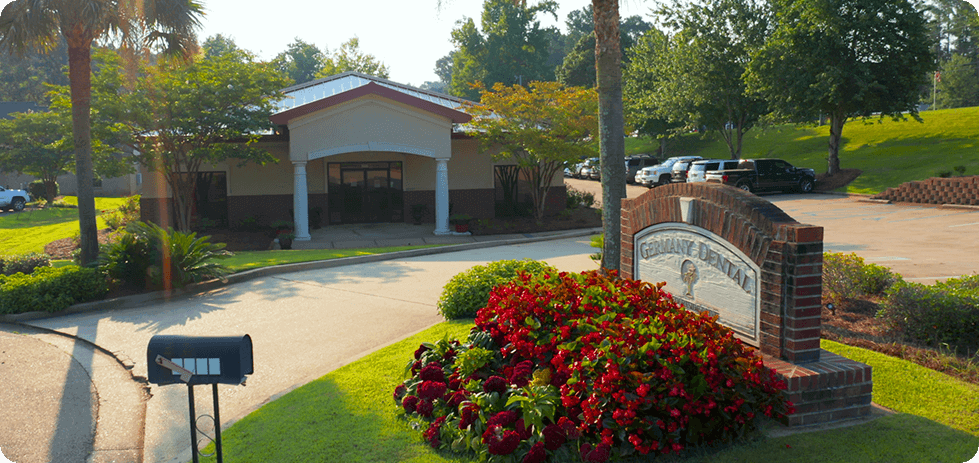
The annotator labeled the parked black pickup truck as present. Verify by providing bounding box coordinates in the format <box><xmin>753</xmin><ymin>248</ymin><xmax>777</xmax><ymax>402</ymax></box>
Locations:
<box><xmin>704</xmin><ymin>158</ymin><xmax>816</xmax><ymax>193</ymax></box>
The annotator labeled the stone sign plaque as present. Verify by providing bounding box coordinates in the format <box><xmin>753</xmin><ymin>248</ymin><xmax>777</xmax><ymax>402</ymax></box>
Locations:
<box><xmin>634</xmin><ymin>223</ymin><xmax>760</xmax><ymax>345</ymax></box>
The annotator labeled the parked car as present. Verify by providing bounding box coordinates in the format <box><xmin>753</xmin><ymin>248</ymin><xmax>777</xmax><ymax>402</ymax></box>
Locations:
<box><xmin>588</xmin><ymin>162</ymin><xmax>602</xmax><ymax>180</ymax></box>
<box><xmin>670</xmin><ymin>158</ymin><xmax>702</xmax><ymax>183</ymax></box>
<box><xmin>705</xmin><ymin>158</ymin><xmax>816</xmax><ymax>193</ymax></box>
<box><xmin>625</xmin><ymin>155</ymin><xmax>661</xmax><ymax>184</ymax></box>
<box><xmin>571</xmin><ymin>158</ymin><xmax>599</xmax><ymax>179</ymax></box>
<box><xmin>686</xmin><ymin>159</ymin><xmax>741</xmax><ymax>183</ymax></box>
<box><xmin>635</xmin><ymin>156</ymin><xmax>702</xmax><ymax>187</ymax></box>
<box><xmin>0</xmin><ymin>186</ymin><xmax>30</xmax><ymax>212</ymax></box>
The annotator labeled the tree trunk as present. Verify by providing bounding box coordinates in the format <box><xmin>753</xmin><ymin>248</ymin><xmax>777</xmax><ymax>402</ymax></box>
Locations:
<box><xmin>827</xmin><ymin>111</ymin><xmax>845</xmax><ymax>174</ymax></box>
<box><xmin>67</xmin><ymin>39</ymin><xmax>100</xmax><ymax>266</ymax></box>
<box><xmin>594</xmin><ymin>0</ymin><xmax>625</xmax><ymax>274</ymax></box>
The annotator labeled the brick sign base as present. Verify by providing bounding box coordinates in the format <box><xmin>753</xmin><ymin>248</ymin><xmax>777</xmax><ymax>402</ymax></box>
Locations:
<box><xmin>620</xmin><ymin>183</ymin><xmax>872</xmax><ymax>427</ymax></box>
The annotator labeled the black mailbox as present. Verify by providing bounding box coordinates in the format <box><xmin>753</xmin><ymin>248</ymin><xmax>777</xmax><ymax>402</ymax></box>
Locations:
<box><xmin>147</xmin><ymin>334</ymin><xmax>253</xmax><ymax>386</ymax></box>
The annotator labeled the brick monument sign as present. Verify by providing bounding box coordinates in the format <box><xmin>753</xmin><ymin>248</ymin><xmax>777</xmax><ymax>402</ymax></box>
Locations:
<box><xmin>620</xmin><ymin>183</ymin><xmax>873</xmax><ymax>426</ymax></box>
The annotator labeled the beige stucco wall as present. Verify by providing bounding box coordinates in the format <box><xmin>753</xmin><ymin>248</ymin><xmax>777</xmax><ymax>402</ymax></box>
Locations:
<box><xmin>288</xmin><ymin>95</ymin><xmax>453</xmax><ymax>162</ymax></box>
<box><xmin>0</xmin><ymin>171</ymin><xmax>140</xmax><ymax>197</ymax></box>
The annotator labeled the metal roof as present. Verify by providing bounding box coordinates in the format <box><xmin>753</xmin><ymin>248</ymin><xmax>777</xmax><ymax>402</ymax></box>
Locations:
<box><xmin>273</xmin><ymin>72</ymin><xmax>472</xmax><ymax>116</ymax></box>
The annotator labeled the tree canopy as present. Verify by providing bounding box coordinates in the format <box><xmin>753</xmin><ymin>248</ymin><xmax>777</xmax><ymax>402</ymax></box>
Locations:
<box><xmin>466</xmin><ymin>81</ymin><xmax>597</xmax><ymax>222</ymax></box>
<box><xmin>449</xmin><ymin>0</ymin><xmax>558</xmax><ymax>101</ymax></box>
<box><xmin>315</xmin><ymin>37</ymin><xmax>390</xmax><ymax>80</ymax></box>
<box><xmin>555</xmin><ymin>7</ymin><xmax>650</xmax><ymax>88</ymax></box>
<box><xmin>121</xmin><ymin>48</ymin><xmax>289</xmax><ymax>231</ymax></box>
<box><xmin>747</xmin><ymin>0</ymin><xmax>934</xmax><ymax>174</ymax></box>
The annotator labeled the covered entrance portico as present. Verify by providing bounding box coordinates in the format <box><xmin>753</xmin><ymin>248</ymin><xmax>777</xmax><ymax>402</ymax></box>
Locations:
<box><xmin>269</xmin><ymin>73</ymin><xmax>475</xmax><ymax>241</ymax></box>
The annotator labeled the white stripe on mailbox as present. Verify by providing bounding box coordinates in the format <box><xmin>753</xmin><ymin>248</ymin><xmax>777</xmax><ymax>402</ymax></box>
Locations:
<box><xmin>172</xmin><ymin>358</ymin><xmax>221</xmax><ymax>375</ymax></box>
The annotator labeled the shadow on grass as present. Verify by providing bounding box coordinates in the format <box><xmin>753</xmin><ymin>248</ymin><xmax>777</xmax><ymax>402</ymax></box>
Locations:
<box><xmin>193</xmin><ymin>321</ymin><xmax>979</xmax><ymax>463</ymax></box>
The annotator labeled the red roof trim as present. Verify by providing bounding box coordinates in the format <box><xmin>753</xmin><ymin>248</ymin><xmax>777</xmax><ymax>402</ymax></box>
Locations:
<box><xmin>270</xmin><ymin>82</ymin><xmax>472</xmax><ymax>125</ymax></box>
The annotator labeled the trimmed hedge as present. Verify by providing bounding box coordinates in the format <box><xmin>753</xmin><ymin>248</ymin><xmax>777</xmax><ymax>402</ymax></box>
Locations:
<box><xmin>0</xmin><ymin>266</ymin><xmax>108</xmax><ymax>315</ymax></box>
<box><xmin>878</xmin><ymin>275</ymin><xmax>979</xmax><ymax>354</ymax></box>
<box><xmin>437</xmin><ymin>259</ymin><xmax>558</xmax><ymax>319</ymax></box>
<box><xmin>0</xmin><ymin>253</ymin><xmax>51</xmax><ymax>276</ymax></box>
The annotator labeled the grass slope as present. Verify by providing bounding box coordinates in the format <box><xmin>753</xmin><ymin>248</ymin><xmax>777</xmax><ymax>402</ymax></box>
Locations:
<box><xmin>0</xmin><ymin>197</ymin><xmax>129</xmax><ymax>255</ymax></box>
<box><xmin>223</xmin><ymin>246</ymin><xmax>443</xmax><ymax>272</ymax></box>
<box><xmin>625</xmin><ymin>106</ymin><xmax>979</xmax><ymax>194</ymax></box>
<box><xmin>193</xmin><ymin>323</ymin><xmax>979</xmax><ymax>463</ymax></box>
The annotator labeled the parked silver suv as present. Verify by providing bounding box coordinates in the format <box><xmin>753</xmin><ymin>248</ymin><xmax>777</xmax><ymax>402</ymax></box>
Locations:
<box><xmin>635</xmin><ymin>156</ymin><xmax>702</xmax><ymax>187</ymax></box>
<box><xmin>686</xmin><ymin>159</ymin><xmax>741</xmax><ymax>183</ymax></box>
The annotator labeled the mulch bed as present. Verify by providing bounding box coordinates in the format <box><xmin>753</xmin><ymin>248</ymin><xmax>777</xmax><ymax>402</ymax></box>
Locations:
<box><xmin>821</xmin><ymin>296</ymin><xmax>979</xmax><ymax>385</ymax></box>
<box><xmin>815</xmin><ymin>168</ymin><xmax>862</xmax><ymax>191</ymax></box>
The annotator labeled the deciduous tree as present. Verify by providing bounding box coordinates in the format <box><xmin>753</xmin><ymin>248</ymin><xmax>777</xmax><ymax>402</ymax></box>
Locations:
<box><xmin>467</xmin><ymin>81</ymin><xmax>598</xmax><ymax>222</ymax></box>
<box><xmin>316</xmin><ymin>37</ymin><xmax>389</xmax><ymax>79</ymax></box>
<box><xmin>747</xmin><ymin>0</ymin><xmax>934</xmax><ymax>174</ymax></box>
<box><xmin>126</xmin><ymin>48</ymin><xmax>288</xmax><ymax>231</ymax></box>
<box><xmin>273</xmin><ymin>38</ymin><xmax>326</xmax><ymax>85</ymax></box>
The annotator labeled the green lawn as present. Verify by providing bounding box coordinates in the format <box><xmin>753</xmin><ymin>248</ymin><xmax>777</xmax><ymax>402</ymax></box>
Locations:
<box><xmin>192</xmin><ymin>323</ymin><xmax>979</xmax><ymax>463</ymax></box>
<box><xmin>625</xmin><ymin>106</ymin><xmax>979</xmax><ymax>194</ymax></box>
<box><xmin>223</xmin><ymin>246</ymin><xmax>443</xmax><ymax>272</ymax></box>
<box><xmin>0</xmin><ymin>196</ymin><xmax>130</xmax><ymax>255</ymax></box>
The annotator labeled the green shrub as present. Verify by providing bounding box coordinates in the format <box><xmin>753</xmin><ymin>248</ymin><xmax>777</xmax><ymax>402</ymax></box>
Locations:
<box><xmin>878</xmin><ymin>275</ymin><xmax>979</xmax><ymax>354</ymax></box>
<box><xmin>566</xmin><ymin>186</ymin><xmax>595</xmax><ymax>209</ymax></box>
<box><xmin>0</xmin><ymin>266</ymin><xmax>108</xmax><ymax>314</ymax></box>
<box><xmin>0</xmin><ymin>253</ymin><xmax>51</xmax><ymax>276</ymax></box>
<box><xmin>28</xmin><ymin>180</ymin><xmax>57</xmax><ymax>203</ymax></box>
<box><xmin>437</xmin><ymin>259</ymin><xmax>557</xmax><ymax>319</ymax></box>
<box><xmin>104</xmin><ymin>195</ymin><xmax>141</xmax><ymax>230</ymax></box>
<box><xmin>98</xmin><ymin>221</ymin><xmax>233</xmax><ymax>290</ymax></box>
<box><xmin>823</xmin><ymin>252</ymin><xmax>899</xmax><ymax>301</ymax></box>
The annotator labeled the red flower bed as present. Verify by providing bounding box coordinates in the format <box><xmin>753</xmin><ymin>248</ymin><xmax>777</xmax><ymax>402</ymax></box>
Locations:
<box><xmin>395</xmin><ymin>270</ymin><xmax>791</xmax><ymax>462</ymax></box>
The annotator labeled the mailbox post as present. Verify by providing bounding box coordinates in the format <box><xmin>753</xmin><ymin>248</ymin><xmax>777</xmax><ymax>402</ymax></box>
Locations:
<box><xmin>147</xmin><ymin>335</ymin><xmax>253</xmax><ymax>463</ymax></box>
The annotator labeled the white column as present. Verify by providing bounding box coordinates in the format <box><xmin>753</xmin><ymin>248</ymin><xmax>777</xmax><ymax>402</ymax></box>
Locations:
<box><xmin>293</xmin><ymin>161</ymin><xmax>311</xmax><ymax>241</ymax></box>
<box><xmin>434</xmin><ymin>158</ymin><xmax>451</xmax><ymax>235</ymax></box>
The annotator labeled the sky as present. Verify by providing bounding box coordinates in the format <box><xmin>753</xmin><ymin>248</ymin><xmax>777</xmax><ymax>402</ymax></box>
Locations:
<box><xmin>0</xmin><ymin>0</ymin><xmax>653</xmax><ymax>86</ymax></box>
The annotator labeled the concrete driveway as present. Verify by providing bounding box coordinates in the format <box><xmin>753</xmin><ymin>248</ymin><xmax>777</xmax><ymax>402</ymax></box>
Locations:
<box><xmin>24</xmin><ymin>236</ymin><xmax>599</xmax><ymax>463</ymax></box>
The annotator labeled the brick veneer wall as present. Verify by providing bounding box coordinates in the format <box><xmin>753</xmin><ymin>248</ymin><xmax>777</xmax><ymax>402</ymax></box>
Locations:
<box><xmin>872</xmin><ymin>176</ymin><xmax>979</xmax><ymax>205</ymax></box>
<box><xmin>619</xmin><ymin>183</ymin><xmax>824</xmax><ymax>363</ymax></box>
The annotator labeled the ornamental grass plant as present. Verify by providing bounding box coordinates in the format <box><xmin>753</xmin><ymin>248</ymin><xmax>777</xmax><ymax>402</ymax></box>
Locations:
<box><xmin>395</xmin><ymin>270</ymin><xmax>791</xmax><ymax>462</ymax></box>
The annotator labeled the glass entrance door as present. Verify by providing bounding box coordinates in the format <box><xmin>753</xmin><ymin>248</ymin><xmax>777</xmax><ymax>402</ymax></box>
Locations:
<box><xmin>329</xmin><ymin>162</ymin><xmax>403</xmax><ymax>224</ymax></box>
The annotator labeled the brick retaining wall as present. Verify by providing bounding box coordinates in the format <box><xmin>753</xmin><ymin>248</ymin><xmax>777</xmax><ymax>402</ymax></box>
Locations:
<box><xmin>872</xmin><ymin>176</ymin><xmax>979</xmax><ymax>205</ymax></box>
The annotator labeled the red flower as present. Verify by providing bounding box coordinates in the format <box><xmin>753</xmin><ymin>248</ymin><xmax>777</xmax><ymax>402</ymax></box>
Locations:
<box><xmin>484</xmin><ymin>425</ymin><xmax>521</xmax><ymax>455</ymax></box>
<box><xmin>393</xmin><ymin>384</ymin><xmax>407</xmax><ymax>403</ymax></box>
<box><xmin>522</xmin><ymin>441</ymin><xmax>547</xmax><ymax>463</ymax></box>
<box><xmin>542</xmin><ymin>423</ymin><xmax>566</xmax><ymax>450</ymax></box>
<box><xmin>484</xmin><ymin>375</ymin><xmax>507</xmax><ymax>394</ymax></box>
<box><xmin>580</xmin><ymin>443</ymin><xmax>611</xmax><ymax>462</ymax></box>
<box><xmin>420</xmin><ymin>363</ymin><xmax>446</xmax><ymax>382</ymax></box>
<box><xmin>418</xmin><ymin>381</ymin><xmax>447</xmax><ymax>401</ymax></box>
<box><xmin>424</xmin><ymin>416</ymin><xmax>446</xmax><ymax>448</ymax></box>
<box><xmin>487</xmin><ymin>410</ymin><xmax>519</xmax><ymax>427</ymax></box>
<box><xmin>558</xmin><ymin>416</ymin><xmax>581</xmax><ymax>440</ymax></box>
<box><xmin>508</xmin><ymin>360</ymin><xmax>534</xmax><ymax>388</ymax></box>
<box><xmin>459</xmin><ymin>402</ymin><xmax>480</xmax><ymax>429</ymax></box>
<box><xmin>402</xmin><ymin>395</ymin><xmax>420</xmax><ymax>414</ymax></box>
<box><xmin>446</xmin><ymin>390</ymin><xmax>468</xmax><ymax>408</ymax></box>
<box><xmin>516</xmin><ymin>418</ymin><xmax>533</xmax><ymax>440</ymax></box>
<box><xmin>416</xmin><ymin>398</ymin><xmax>434</xmax><ymax>417</ymax></box>
<box><xmin>414</xmin><ymin>344</ymin><xmax>429</xmax><ymax>359</ymax></box>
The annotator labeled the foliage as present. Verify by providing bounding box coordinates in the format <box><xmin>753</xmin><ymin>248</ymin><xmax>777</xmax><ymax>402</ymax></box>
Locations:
<box><xmin>0</xmin><ymin>41</ymin><xmax>68</xmax><ymax>104</ymax></box>
<box><xmin>936</xmin><ymin>53</ymin><xmax>979</xmax><ymax>109</ymax></box>
<box><xmin>0</xmin><ymin>110</ymin><xmax>75</xmax><ymax>204</ymax></box>
<box><xmin>878</xmin><ymin>275</ymin><xmax>979</xmax><ymax>354</ymax></box>
<box><xmin>121</xmin><ymin>47</ymin><xmax>288</xmax><ymax>231</ymax></box>
<box><xmin>448</xmin><ymin>0</ymin><xmax>559</xmax><ymax>101</ymax></box>
<box><xmin>746</xmin><ymin>0</ymin><xmax>935</xmax><ymax>174</ymax></box>
<box><xmin>101</xmin><ymin>194</ymin><xmax>140</xmax><ymax>231</ymax></box>
<box><xmin>315</xmin><ymin>37</ymin><xmax>389</xmax><ymax>79</ymax></box>
<box><xmin>822</xmin><ymin>252</ymin><xmax>900</xmax><ymax>301</ymax></box>
<box><xmin>27</xmin><ymin>180</ymin><xmax>56</xmax><ymax>204</ymax></box>
<box><xmin>97</xmin><ymin>221</ymin><xmax>232</xmax><ymax>290</ymax></box>
<box><xmin>554</xmin><ymin>6</ymin><xmax>651</xmax><ymax>88</ymax></box>
<box><xmin>398</xmin><ymin>271</ymin><xmax>791</xmax><ymax>462</ymax></box>
<box><xmin>623</xmin><ymin>28</ymin><xmax>686</xmax><ymax>153</ymax></box>
<box><xmin>0</xmin><ymin>266</ymin><xmax>107</xmax><ymax>314</ymax></box>
<box><xmin>639</xmin><ymin>0</ymin><xmax>771</xmax><ymax>159</ymax></box>
<box><xmin>565</xmin><ymin>186</ymin><xmax>594</xmax><ymax>209</ymax></box>
<box><xmin>0</xmin><ymin>0</ymin><xmax>204</xmax><ymax>267</ymax></box>
<box><xmin>437</xmin><ymin>259</ymin><xmax>558</xmax><ymax>320</ymax></box>
<box><xmin>273</xmin><ymin>38</ymin><xmax>326</xmax><ymax>85</ymax></box>
<box><xmin>467</xmin><ymin>81</ymin><xmax>598</xmax><ymax>222</ymax></box>
<box><xmin>0</xmin><ymin>253</ymin><xmax>51</xmax><ymax>276</ymax></box>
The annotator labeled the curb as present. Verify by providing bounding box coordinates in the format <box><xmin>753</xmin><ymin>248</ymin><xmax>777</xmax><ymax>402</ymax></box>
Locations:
<box><xmin>1</xmin><ymin>228</ymin><xmax>602</xmax><ymax>323</ymax></box>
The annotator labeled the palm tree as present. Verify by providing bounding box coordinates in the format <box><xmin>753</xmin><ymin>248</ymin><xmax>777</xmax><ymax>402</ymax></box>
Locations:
<box><xmin>0</xmin><ymin>0</ymin><xmax>203</xmax><ymax>265</ymax></box>
<box><xmin>593</xmin><ymin>0</ymin><xmax>626</xmax><ymax>273</ymax></box>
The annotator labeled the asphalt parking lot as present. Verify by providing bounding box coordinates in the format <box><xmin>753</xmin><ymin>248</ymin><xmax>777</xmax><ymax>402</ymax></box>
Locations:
<box><xmin>566</xmin><ymin>178</ymin><xmax>979</xmax><ymax>284</ymax></box>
